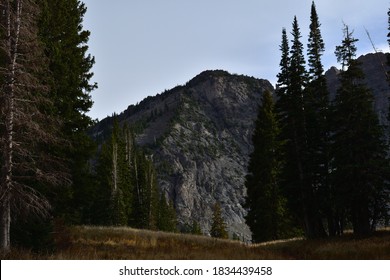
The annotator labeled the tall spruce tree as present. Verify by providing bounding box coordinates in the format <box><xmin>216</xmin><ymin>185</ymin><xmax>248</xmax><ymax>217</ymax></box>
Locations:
<box><xmin>305</xmin><ymin>1</ymin><xmax>333</xmax><ymax>236</ymax></box>
<box><xmin>245</xmin><ymin>90</ymin><xmax>290</xmax><ymax>242</ymax></box>
<box><xmin>0</xmin><ymin>0</ymin><xmax>70</xmax><ymax>251</ymax></box>
<box><xmin>332</xmin><ymin>24</ymin><xmax>390</xmax><ymax>236</ymax></box>
<box><xmin>276</xmin><ymin>28</ymin><xmax>290</xmax><ymax>100</ymax></box>
<box><xmin>307</xmin><ymin>2</ymin><xmax>325</xmax><ymax>81</ymax></box>
<box><xmin>37</xmin><ymin>0</ymin><xmax>97</xmax><ymax>223</ymax></box>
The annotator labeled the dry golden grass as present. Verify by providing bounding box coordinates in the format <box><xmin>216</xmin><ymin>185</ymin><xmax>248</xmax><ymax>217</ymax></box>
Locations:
<box><xmin>1</xmin><ymin>226</ymin><xmax>389</xmax><ymax>260</ymax></box>
<box><xmin>260</xmin><ymin>229</ymin><xmax>390</xmax><ymax>260</ymax></box>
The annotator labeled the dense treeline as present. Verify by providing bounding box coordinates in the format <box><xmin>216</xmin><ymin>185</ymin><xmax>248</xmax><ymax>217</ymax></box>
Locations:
<box><xmin>246</xmin><ymin>1</ymin><xmax>390</xmax><ymax>242</ymax></box>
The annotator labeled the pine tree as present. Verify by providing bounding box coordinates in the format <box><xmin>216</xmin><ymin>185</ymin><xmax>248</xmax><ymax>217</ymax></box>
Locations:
<box><xmin>0</xmin><ymin>0</ymin><xmax>69</xmax><ymax>250</ymax></box>
<box><xmin>276</xmin><ymin>28</ymin><xmax>290</xmax><ymax>100</ymax></box>
<box><xmin>305</xmin><ymin>1</ymin><xmax>333</xmax><ymax>236</ymax></box>
<box><xmin>388</xmin><ymin>8</ymin><xmax>390</xmax><ymax>49</ymax></box>
<box><xmin>245</xmin><ymin>90</ymin><xmax>290</xmax><ymax>242</ymax></box>
<box><xmin>37</xmin><ymin>0</ymin><xmax>97</xmax><ymax>223</ymax></box>
<box><xmin>157</xmin><ymin>193</ymin><xmax>177</xmax><ymax>232</ymax></box>
<box><xmin>210</xmin><ymin>203</ymin><xmax>228</xmax><ymax>239</ymax></box>
<box><xmin>332</xmin><ymin>24</ymin><xmax>390</xmax><ymax>236</ymax></box>
<box><xmin>307</xmin><ymin>2</ymin><xmax>325</xmax><ymax>82</ymax></box>
<box><xmin>284</xmin><ymin>16</ymin><xmax>308</xmax><ymax>202</ymax></box>
<box><xmin>190</xmin><ymin>221</ymin><xmax>203</xmax><ymax>235</ymax></box>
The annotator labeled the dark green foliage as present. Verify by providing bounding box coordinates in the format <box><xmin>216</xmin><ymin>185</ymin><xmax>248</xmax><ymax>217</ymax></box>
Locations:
<box><xmin>10</xmin><ymin>216</ymin><xmax>54</xmax><ymax>253</ymax></box>
<box><xmin>332</xmin><ymin>25</ymin><xmax>390</xmax><ymax>235</ymax></box>
<box><xmin>334</xmin><ymin>25</ymin><xmax>358</xmax><ymax>71</ymax></box>
<box><xmin>276</xmin><ymin>28</ymin><xmax>290</xmax><ymax>99</ymax></box>
<box><xmin>388</xmin><ymin>8</ymin><xmax>390</xmax><ymax>48</ymax></box>
<box><xmin>93</xmin><ymin>121</ymin><xmax>136</xmax><ymax>226</ymax></box>
<box><xmin>157</xmin><ymin>194</ymin><xmax>177</xmax><ymax>232</ymax></box>
<box><xmin>180</xmin><ymin>221</ymin><xmax>203</xmax><ymax>235</ymax></box>
<box><xmin>37</xmin><ymin>0</ymin><xmax>97</xmax><ymax>224</ymax></box>
<box><xmin>92</xmin><ymin>119</ymin><xmax>177</xmax><ymax>232</ymax></box>
<box><xmin>270</xmin><ymin>4</ymin><xmax>390</xmax><ymax>240</ymax></box>
<box><xmin>276</xmin><ymin>16</ymin><xmax>326</xmax><ymax>239</ymax></box>
<box><xmin>191</xmin><ymin>221</ymin><xmax>203</xmax><ymax>235</ymax></box>
<box><xmin>307</xmin><ymin>1</ymin><xmax>325</xmax><ymax>81</ymax></box>
<box><xmin>245</xmin><ymin>90</ymin><xmax>292</xmax><ymax>242</ymax></box>
<box><xmin>304</xmin><ymin>2</ymin><xmax>333</xmax><ymax>237</ymax></box>
<box><xmin>210</xmin><ymin>203</ymin><xmax>228</xmax><ymax>239</ymax></box>
<box><xmin>130</xmin><ymin>151</ymin><xmax>159</xmax><ymax>229</ymax></box>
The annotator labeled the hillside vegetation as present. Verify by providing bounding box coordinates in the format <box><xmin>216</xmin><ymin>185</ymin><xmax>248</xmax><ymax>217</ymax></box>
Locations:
<box><xmin>2</xmin><ymin>226</ymin><xmax>389</xmax><ymax>260</ymax></box>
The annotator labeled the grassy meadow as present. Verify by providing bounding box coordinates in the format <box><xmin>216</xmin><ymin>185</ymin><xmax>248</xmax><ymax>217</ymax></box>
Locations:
<box><xmin>1</xmin><ymin>226</ymin><xmax>390</xmax><ymax>260</ymax></box>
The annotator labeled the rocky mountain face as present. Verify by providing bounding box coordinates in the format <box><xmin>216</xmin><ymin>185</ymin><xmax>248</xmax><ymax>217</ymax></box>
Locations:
<box><xmin>92</xmin><ymin>53</ymin><xmax>390</xmax><ymax>241</ymax></box>
<box><xmin>92</xmin><ymin>70</ymin><xmax>273</xmax><ymax>241</ymax></box>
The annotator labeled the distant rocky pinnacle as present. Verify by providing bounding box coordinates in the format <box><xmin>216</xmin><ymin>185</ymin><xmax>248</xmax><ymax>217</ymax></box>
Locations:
<box><xmin>92</xmin><ymin>53</ymin><xmax>390</xmax><ymax>241</ymax></box>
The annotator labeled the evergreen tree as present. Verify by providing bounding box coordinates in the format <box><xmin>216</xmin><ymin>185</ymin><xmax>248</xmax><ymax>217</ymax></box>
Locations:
<box><xmin>276</xmin><ymin>28</ymin><xmax>290</xmax><ymax>99</ymax></box>
<box><xmin>157</xmin><ymin>193</ymin><xmax>177</xmax><ymax>232</ymax></box>
<box><xmin>305</xmin><ymin>1</ymin><xmax>334</xmax><ymax>236</ymax></box>
<box><xmin>190</xmin><ymin>221</ymin><xmax>203</xmax><ymax>235</ymax></box>
<box><xmin>245</xmin><ymin>90</ymin><xmax>290</xmax><ymax>242</ymax></box>
<box><xmin>210</xmin><ymin>203</ymin><xmax>228</xmax><ymax>239</ymax></box>
<box><xmin>307</xmin><ymin>2</ymin><xmax>325</xmax><ymax>81</ymax></box>
<box><xmin>284</xmin><ymin>16</ymin><xmax>308</xmax><ymax>203</ymax></box>
<box><xmin>332</xmin><ymin>24</ymin><xmax>390</xmax><ymax>236</ymax></box>
<box><xmin>388</xmin><ymin>8</ymin><xmax>390</xmax><ymax>49</ymax></box>
<box><xmin>37</xmin><ymin>0</ymin><xmax>97</xmax><ymax>224</ymax></box>
<box><xmin>0</xmin><ymin>0</ymin><xmax>69</xmax><ymax>250</ymax></box>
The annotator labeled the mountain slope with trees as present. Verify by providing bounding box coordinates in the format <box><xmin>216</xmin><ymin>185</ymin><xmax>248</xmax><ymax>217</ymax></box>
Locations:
<box><xmin>91</xmin><ymin>71</ymin><xmax>274</xmax><ymax>241</ymax></box>
<box><xmin>92</xmin><ymin>49</ymin><xmax>390</xmax><ymax>241</ymax></box>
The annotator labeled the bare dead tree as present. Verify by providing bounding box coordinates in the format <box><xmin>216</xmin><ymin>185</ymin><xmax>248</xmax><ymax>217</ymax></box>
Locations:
<box><xmin>0</xmin><ymin>0</ymin><xmax>70</xmax><ymax>251</ymax></box>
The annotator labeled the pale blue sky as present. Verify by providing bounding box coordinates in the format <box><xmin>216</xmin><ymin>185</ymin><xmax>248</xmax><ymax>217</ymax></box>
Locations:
<box><xmin>82</xmin><ymin>0</ymin><xmax>389</xmax><ymax>120</ymax></box>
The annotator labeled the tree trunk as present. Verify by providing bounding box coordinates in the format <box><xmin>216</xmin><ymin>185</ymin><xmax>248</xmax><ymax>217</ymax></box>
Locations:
<box><xmin>0</xmin><ymin>0</ymin><xmax>21</xmax><ymax>251</ymax></box>
<box><xmin>0</xmin><ymin>196</ymin><xmax>11</xmax><ymax>251</ymax></box>
<box><xmin>112</xmin><ymin>142</ymin><xmax>118</xmax><ymax>192</ymax></box>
